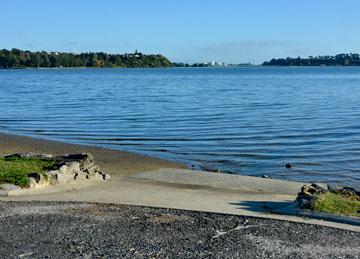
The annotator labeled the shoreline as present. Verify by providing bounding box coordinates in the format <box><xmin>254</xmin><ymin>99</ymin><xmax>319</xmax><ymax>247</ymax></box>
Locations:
<box><xmin>2</xmin><ymin>132</ymin><xmax>360</xmax><ymax>232</ymax></box>
<box><xmin>0</xmin><ymin>132</ymin><xmax>186</xmax><ymax>177</ymax></box>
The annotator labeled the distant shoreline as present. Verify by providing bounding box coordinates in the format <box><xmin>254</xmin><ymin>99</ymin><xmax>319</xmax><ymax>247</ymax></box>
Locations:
<box><xmin>3</xmin><ymin>65</ymin><xmax>360</xmax><ymax>70</ymax></box>
<box><xmin>0</xmin><ymin>48</ymin><xmax>172</xmax><ymax>69</ymax></box>
<box><xmin>262</xmin><ymin>53</ymin><xmax>360</xmax><ymax>66</ymax></box>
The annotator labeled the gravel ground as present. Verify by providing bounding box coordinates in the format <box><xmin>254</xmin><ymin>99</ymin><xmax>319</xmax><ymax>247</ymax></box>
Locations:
<box><xmin>0</xmin><ymin>201</ymin><xmax>359</xmax><ymax>258</ymax></box>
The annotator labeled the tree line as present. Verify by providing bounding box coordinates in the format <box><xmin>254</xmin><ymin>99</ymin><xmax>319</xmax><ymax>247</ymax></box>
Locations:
<box><xmin>262</xmin><ymin>54</ymin><xmax>360</xmax><ymax>66</ymax></box>
<box><xmin>0</xmin><ymin>49</ymin><xmax>172</xmax><ymax>68</ymax></box>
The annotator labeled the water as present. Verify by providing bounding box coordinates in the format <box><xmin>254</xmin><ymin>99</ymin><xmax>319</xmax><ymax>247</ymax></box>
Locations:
<box><xmin>1</xmin><ymin>67</ymin><xmax>360</xmax><ymax>187</ymax></box>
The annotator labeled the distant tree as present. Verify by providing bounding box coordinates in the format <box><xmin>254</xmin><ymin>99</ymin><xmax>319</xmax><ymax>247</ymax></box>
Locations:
<box><xmin>262</xmin><ymin>54</ymin><xmax>360</xmax><ymax>66</ymax></box>
<box><xmin>0</xmin><ymin>49</ymin><xmax>173</xmax><ymax>68</ymax></box>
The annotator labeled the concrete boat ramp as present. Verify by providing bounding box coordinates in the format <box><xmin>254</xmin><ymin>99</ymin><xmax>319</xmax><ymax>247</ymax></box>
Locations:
<box><xmin>2</xmin><ymin>168</ymin><xmax>360</xmax><ymax>232</ymax></box>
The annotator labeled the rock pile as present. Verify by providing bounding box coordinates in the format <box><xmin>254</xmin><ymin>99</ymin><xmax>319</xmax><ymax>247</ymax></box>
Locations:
<box><xmin>296</xmin><ymin>183</ymin><xmax>360</xmax><ymax>209</ymax></box>
<box><xmin>1</xmin><ymin>153</ymin><xmax>110</xmax><ymax>190</ymax></box>
<box><xmin>46</xmin><ymin>153</ymin><xmax>110</xmax><ymax>185</ymax></box>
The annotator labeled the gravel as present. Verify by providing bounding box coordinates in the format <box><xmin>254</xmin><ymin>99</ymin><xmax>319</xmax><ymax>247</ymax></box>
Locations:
<box><xmin>0</xmin><ymin>201</ymin><xmax>359</xmax><ymax>258</ymax></box>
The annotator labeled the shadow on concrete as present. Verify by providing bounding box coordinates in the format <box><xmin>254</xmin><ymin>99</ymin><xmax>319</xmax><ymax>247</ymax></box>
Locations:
<box><xmin>230</xmin><ymin>201</ymin><xmax>360</xmax><ymax>226</ymax></box>
<box><xmin>229</xmin><ymin>200</ymin><xmax>299</xmax><ymax>215</ymax></box>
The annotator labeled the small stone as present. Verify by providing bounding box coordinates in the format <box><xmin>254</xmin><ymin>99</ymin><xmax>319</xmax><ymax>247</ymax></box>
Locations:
<box><xmin>262</xmin><ymin>175</ymin><xmax>270</xmax><ymax>178</ymax></box>
<box><xmin>285</xmin><ymin>163</ymin><xmax>293</xmax><ymax>169</ymax></box>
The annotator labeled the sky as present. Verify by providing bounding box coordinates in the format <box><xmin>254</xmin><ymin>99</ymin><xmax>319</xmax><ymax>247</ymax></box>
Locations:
<box><xmin>1</xmin><ymin>0</ymin><xmax>360</xmax><ymax>64</ymax></box>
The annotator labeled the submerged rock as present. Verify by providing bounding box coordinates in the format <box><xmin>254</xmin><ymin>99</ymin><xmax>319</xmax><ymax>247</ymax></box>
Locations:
<box><xmin>285</xmin><ymin>163</ymin><xmax>293</xmax><ymax>169</ymax></box>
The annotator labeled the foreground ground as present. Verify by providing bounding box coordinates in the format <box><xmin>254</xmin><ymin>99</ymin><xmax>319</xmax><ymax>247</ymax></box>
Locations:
<box><xmin>0</xmin><ymin>201</ymin><xmax>359</xmax><ymax>258</ymax></box>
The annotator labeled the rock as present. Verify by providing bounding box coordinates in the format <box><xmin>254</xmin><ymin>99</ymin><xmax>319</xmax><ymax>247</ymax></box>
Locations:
<box><xmin>297</xmin><ymin>198</ymin><xmax>311</xmax><ymax>209</ymax></box>
<box><xmin>0</xmin><ymin>184</ymin><xmax>21</xmax><ymax>197</ymax></box>
<box><xmin>328</xmin><ymin>186</ymin><xmax>360</xmax><ymax>200</ymax></box>
<box><xmin>73</xmin><ymin>172</ymin><xmax>88</xmax><ymax>181</ymax></box>
<box><xmin>262</xmin><ymin>175</ymin><xmax>270</xmax><ymax>178</ymax></box>
<box><xmin>313</xmin><ymin>183</ymin><xmax>329</xmax><ymax>191</ymax></box>
<box><xmin>85</xmin><ymin>165</ymin><xmax>100</xmax><ymax>175</ymax></box>
<box><xmin>28</xmin><ymin>172</ymin><xmax>41</xmax><ymax>183</ymax></box>
<box><xmin>285</xmin><ymin>163</ymin><xmax>293</xmax><ymax>169</ymax></box>
<box><xmin>304</xmin><ymin>183</ymin><xmax>328</xmax><ymax>195</ymax></box>
<box><xmin>0</xmin><ymin>183</ymin><xmax>22</xmax><ymax>191</ymax></box>
<box><xmin>28</xmin><ymin>172</ymin><xmax>48</xmax><ymax>188</ymax></box>
<box><xmin>29</xmin><ymin>177</ymin><xmax>38</xmax><ymax>188</ymax></box>
<box><xmin>60</xmin><ymin>162</ymin><xmax>81</xmax><ymax>175</ymax></box>
<box><xmin>59</xmin><ymin>153</ymin><xmax>94</xmax><ymax>171</ymax></box>
<box><xmin>48</xmin><ymin>162</ymin><xmax>82</xmax><ymax>184</ymax></box>
<box><xmin>296</xmin><ymin>183</ymin><xmax>328</xmax><ymax>209</ymax></box>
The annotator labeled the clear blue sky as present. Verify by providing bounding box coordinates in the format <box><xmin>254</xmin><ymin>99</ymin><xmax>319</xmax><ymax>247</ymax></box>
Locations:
<box><xmin>1</xmin><ymin>0</ymin><xmax>359</xmax><ymax>64</ymax></box>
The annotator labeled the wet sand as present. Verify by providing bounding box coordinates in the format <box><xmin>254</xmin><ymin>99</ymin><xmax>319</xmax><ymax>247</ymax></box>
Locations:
<box><xmin>0</xmin><ymin>133</ymin><xmax>186</xmax><ymax>176</ymax></box>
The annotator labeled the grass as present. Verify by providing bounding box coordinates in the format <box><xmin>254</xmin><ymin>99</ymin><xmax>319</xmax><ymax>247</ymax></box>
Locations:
<box><xmin>0</xmin><ymin>157</ymin><xmax>55</xmax><ymax>188</ymax></box>
<box><xmin>313</xmin><ymin>192</ymin><xmax>360</xmax><ymax>217</ymax></box>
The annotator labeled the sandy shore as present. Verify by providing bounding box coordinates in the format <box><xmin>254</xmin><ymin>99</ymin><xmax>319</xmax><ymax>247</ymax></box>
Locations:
<box><xmin>0</xmin><ymin>133</ymin><xmax>186</xmax><ymax>176</ymax></box>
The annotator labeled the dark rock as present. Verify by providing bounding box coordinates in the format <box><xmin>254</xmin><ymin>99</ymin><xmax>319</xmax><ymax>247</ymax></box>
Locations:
<box><xmin>329</xmin><ymin>186</ymin><xmax>360</xmax><ymax>200</ymax></box>
<box><xmin>296</xmin><ymin>183</ymin><xmax>328</xmax><ymax>209</ymax></box>
<box><xmin>28</xmin><ymin>172</ymin><xmax>41</xmax><ymax>183</ymax></box>
<box><xmin>285</xmin><ymin>163</ymin><xmax>293</xmax><ymax>169</ymax></box>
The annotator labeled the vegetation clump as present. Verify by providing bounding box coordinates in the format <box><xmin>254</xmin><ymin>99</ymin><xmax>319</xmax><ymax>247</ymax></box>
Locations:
<box><xmin>313</xmin><ymin>192</ymin><xmax>360</xmax><ymax>217</ymax></box>
<box><xmin>0</xmin><ymin>157</ymin><xmax>55</xmax><ymax>187</ymax></box>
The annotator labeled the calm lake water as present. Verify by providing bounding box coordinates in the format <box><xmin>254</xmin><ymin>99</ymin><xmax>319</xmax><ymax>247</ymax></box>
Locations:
<box><xmin>1</xmin><ymin>67</ymin><xmax>360</xmax><ymax>187</ymax></box>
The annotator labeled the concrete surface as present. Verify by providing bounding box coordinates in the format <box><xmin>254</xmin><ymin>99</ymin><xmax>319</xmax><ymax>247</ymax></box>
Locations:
<box><xmin>132</xmin><ymin>168</ymin><xmax>305</xmax><ymax>195</ymax></box>
<box><xmin>2</xmin><ymin>168</ymin><xmax>360</xmax><ymax>232</ymax></box>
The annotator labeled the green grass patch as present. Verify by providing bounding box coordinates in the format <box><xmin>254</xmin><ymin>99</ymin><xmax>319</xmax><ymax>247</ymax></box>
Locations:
<box><xmin>313</xmin><ymin>192</ymin><xmax>360</xmax><ymax>217</ymax></box>
<box><xmin>0</xmin><ymin>157</ymin><xmax>55</xmax><ymax>188</ymax></box>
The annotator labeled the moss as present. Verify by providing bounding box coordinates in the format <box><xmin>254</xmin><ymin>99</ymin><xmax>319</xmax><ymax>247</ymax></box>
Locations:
<box><xmin>313</xmin><ymin>193</ymin><xmax>360</xmax><ymax>217</ymax></box>
<box><xmin>0</xmin><ymin>157</ymin><xmax>55</xmax><ymax>188</ymax></box>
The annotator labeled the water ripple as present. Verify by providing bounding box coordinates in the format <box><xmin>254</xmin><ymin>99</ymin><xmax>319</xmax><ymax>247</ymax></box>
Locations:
<box><xmin>1</xmin><ymin>67</ymin><xmax>360</xmax><ymax>187</ymax></box>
